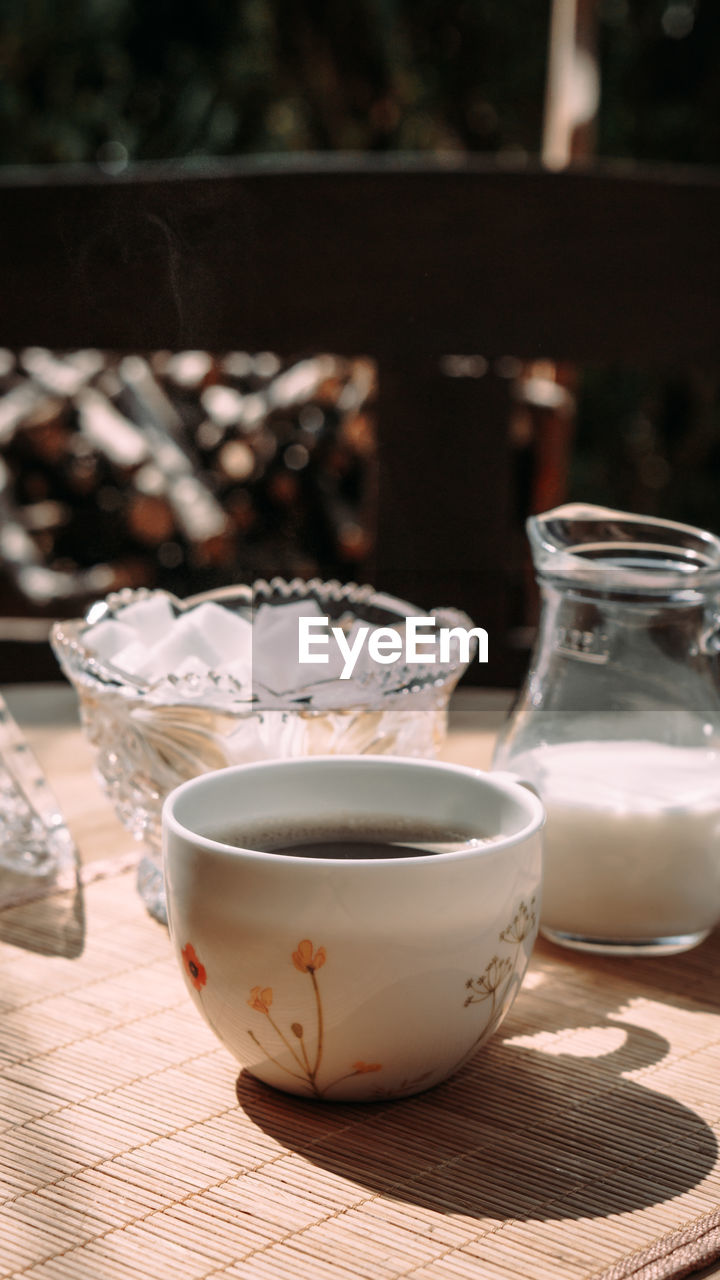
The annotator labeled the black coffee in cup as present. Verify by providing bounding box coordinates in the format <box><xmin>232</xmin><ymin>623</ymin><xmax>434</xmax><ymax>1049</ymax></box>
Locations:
<box><xmin>206</xmin><ymin>815</ymin><xmax>493</xmax><ymax>860</ymax></box>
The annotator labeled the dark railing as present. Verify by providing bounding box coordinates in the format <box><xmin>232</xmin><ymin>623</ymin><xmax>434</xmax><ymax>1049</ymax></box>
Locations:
<box><xmin>1</xmin><ymin>155</ymin><xmax>719</xmax><ymax>685</ymax></box>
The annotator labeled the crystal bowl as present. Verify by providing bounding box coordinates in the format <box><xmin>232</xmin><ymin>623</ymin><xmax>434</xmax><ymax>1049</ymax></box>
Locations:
<box><xmin>51</xmin><ymin>580</ymin><xmax>476</xmax><ymax>921</ymax></box>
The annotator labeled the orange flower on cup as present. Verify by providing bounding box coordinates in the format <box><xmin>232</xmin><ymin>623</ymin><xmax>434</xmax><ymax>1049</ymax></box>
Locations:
<box><xmin>248</xmin><ymin>986</ymin><xmax>273</xmax><ymax>1014</ymax></box>
<box><xmin>182</xmin><ymin>943</ymin><xmax>206</xmax><ymax>991</ymax></box>
<box><xmin>245</xmin><ymin>942</ymin><xmax>383</xmax><ymax>1096</ymax></box>
<box><xmin>292</xmin><ymin>939</ymin><xmax>327</xmax><ymax>974</ymax></box>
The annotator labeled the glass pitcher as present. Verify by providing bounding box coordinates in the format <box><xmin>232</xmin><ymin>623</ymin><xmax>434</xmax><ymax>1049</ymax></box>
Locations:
<box><xmin>493</xmin><ymin>503</ymin><xmax>720</xmax><ymax>957</ymax></box>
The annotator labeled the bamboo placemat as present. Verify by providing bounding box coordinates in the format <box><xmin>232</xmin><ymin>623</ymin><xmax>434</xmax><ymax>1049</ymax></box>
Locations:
<box><xmin>2</xmin><ymin>866</ymin><xmax>720</xmax><ymax>1280</ymax></box>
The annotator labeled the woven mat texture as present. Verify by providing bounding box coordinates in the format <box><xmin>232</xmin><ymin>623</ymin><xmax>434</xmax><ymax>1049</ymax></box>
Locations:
<box><xmin>2</xmin><ymin>867</ymin><xmax>720</xmax><ymax>1280</ymax></box>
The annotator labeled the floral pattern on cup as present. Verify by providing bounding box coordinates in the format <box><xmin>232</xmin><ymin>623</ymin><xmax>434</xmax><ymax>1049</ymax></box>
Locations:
<box><xmin>247</xmin><ymin>939</ymin><xmax>382</xmax><ymax>1098</ymax></box>
<box><xmin>373</xmin><ymin>898</ymin><xmax>537</xmax><ymax>1099</ymax></box>
<box><xmin>464</xmin><ymin>955</ymin><xmax>514</xmax><ymax>1008</ymax></box>
<box><xmin>182</xmin><ymin>942</ymin><xmax>207</xmax><ymax>991</ymax></box>
<box><xmin>180</xmin><ymin>896</ymin><xmax>537</xmax><ymax>1100</ymax></box>
<box><xmin>451</xmin><ymin>896</ymin><xmax>537</xmax><ymax>1068</ymax></box>
<box><xmin>499</xmin><ymin>897</ymin><xmax>537</xmax><ymax>945</ymax></box>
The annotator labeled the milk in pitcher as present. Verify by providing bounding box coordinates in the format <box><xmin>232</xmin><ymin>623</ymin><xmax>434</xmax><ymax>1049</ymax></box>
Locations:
<box><xmin>511</xmin><ymin>740</ymin><xmax>720</xmax><ymax>951</ymax></box>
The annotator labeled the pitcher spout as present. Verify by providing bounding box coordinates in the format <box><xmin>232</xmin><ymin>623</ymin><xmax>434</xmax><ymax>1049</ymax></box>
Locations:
<box><xmin>527</xmin><ymin>503</ymin><xmax>720</xmax><ymax>597</ymax></box>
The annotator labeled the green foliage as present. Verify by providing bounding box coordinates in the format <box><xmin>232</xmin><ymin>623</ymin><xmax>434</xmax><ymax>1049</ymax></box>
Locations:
<box><xmin>0</xmin><ymin>1</ymin><xmax>549</xmax><ymax>164</ymax></box>
<box><xmin>597</xmin><ymin>0</ymin><xmax>720</xmax><ymax>165</ymax></box>
<box><xmin>2</xmin><ymin>3</ymin><xmax>719</xmax><ymax>167</ymax></box>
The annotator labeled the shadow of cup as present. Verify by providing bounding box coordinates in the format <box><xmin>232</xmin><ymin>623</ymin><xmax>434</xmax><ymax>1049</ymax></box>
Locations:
<box><xmin>236</xmin><ymin>1015</ymin><xmax>716</xmax><ymax>1223</ymax></box>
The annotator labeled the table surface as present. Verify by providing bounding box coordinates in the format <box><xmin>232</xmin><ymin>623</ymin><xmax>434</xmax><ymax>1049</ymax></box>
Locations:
<box><xmin>3</xmin><ymin>684</ymin><xmax>720</xmax><ymax>1280</ymax></box>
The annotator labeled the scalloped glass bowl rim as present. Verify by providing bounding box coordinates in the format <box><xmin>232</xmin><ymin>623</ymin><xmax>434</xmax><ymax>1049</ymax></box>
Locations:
<box><xmin>50</xmin><ymin>578</ymin><xmax>476</xmax><ymax>712</ymax></box>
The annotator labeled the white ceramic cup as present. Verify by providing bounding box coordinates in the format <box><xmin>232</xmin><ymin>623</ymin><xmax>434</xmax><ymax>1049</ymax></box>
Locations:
<box><xmin>162</xmin><ymin>756</ymin><xmax>544</xmax><ymax>1101</ymax></box>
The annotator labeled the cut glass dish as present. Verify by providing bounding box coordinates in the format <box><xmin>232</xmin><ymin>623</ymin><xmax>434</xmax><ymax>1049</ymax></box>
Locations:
<box><xmin>52</xmin><ymin>579</ymin><xmax>476</xmax><ymax>923</ymax></box>
<box><xmin>0</xmin><ymin>692</ymin><xmax>79</xmax><ymax>905</ymax></box>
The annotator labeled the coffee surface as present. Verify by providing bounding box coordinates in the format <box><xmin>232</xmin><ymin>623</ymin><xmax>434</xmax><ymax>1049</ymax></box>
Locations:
<box><xmin>206</xmin><ymin>814</ymin><xmax>492</xmax><ymax>860</ymax></box>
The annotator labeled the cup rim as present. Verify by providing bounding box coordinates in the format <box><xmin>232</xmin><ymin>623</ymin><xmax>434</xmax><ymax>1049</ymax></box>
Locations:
<box><xmin>162</xmin><ymin>755</ymin><xmax>545</xmax><ymax>867</ymax></box>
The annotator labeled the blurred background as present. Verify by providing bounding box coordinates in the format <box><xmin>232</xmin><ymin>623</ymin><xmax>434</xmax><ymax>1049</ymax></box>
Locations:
<box><xmin>1</xmin><ymin>0</ymin><xmax>719</xmax><ymax>681</ymax></box>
